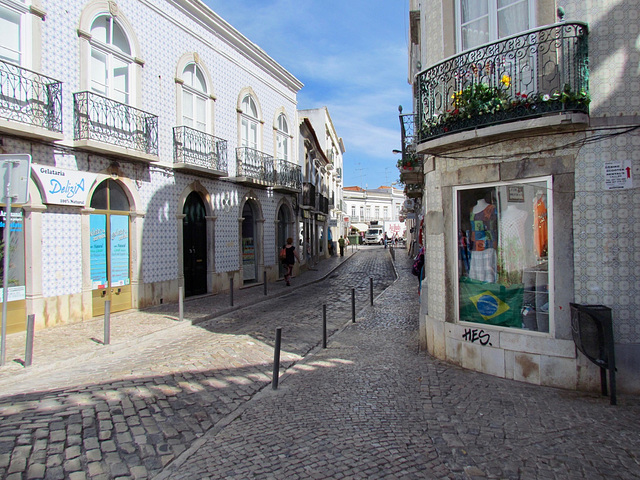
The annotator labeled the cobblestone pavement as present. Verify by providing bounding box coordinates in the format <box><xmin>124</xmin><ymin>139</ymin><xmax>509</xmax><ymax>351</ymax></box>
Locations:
<box><xmin>0</xmin><ymin>246</ymin><xmax>396</xmax><ymax>480</ymax></box>
<box><xmin>2</xmin><ymin>246</ymin><xmax>640</xmax><ymax>479</ymax></box>
<box><xmin>153</xmin><ymin>255</ymin><xmax>640</xmax><ymax>480</ymax></box>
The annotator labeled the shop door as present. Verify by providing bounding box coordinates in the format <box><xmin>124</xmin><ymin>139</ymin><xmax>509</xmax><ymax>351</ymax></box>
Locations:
<box><xmin>242</xmin><ymin>202</ymin><xmax>257</xmax><ymax>283</ymax></box>
<box><xmin>0</xmin><ymin>209</ymin><xmax>26</xmax><ymax>334</ymax></box>
<box><xmin>277</xmin><ymin>207</ymin><xmax>288</xmax><ymax>277</ymax></box>
<box><xmin>183</xmin><ymin>192</ymin><xmax>207</xmax><ymax>296</ymax></box>
<box><xmin>90</xmin><ymin>180</ymin><xmax>132</xmax><ymax>317</ymax></box>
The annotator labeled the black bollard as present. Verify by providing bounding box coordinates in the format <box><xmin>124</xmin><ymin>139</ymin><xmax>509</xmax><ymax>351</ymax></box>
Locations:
<box><xmin>230</xmin><ymin>277</ymin><xmax>234</xmax><ymax>307</ymax></box>
<box><xmin>264</xmin><ymin>271</ymin><xmax>268</xmax><ymax>296</ymax></box>
<box><xmin>351</xmin><ymin>288</ymin><xmax>356</xmax><ymax>323</ymax></box>
<box><xmin>104</xmin><ymin>300</ymin><xmax>111</xmax><ymax>345</ymax></box>
<box><xmin>370</xmin><ymin>277</ymin><xmax>374</xmax><ymax>306</ymax></box>
<box><xmin>179</xmin><ymin>286</ymin><xmax>184</xmax><ymax>321</ymax></box>
<box><xmin>323</xmin><ymin>304</ymin><xmax>327</xmax><ymax>348</ymax></box>
<box><xmin>25</xmin><ymin>314</ymin><xmax>35</xmax><ymax>367</ymax></box>
<box><xmin>272</xmin><ymin>327</ymin><xmax>282</xmax><ymax>390</ymax></box>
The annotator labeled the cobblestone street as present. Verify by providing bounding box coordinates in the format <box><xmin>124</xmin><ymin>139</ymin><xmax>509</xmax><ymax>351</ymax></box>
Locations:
<box><xmin>1</xmin><ymin>247</ymin><xmax>639</xmax><ymax>479</ymax></box>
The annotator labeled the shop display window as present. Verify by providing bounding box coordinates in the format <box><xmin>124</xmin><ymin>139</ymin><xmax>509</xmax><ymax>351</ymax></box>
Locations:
<box><xmin>455</xmin><ymin>178</ymin><xmax>551</xmax><ymax>332</ymax></box>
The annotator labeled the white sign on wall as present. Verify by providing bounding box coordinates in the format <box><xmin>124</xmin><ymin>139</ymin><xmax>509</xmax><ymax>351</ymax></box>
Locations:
<box><xmin>604</xmin><ymin>160</ymin><xmax>633</xmax><ymax>190</ymax></box>
<box><xmin>32</xmin><ymin>165</ymin><xmax>98</xmax><ymax>206</ymax></box>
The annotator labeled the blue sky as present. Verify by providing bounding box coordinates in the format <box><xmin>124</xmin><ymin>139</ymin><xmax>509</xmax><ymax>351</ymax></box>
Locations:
<box><xmin>203</xmin><ymin>0</ymin><xmax>413</xmax><ymax>190</ymax></box>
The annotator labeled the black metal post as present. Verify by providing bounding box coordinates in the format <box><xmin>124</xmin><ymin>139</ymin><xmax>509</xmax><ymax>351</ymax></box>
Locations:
<box><xmin>323</xmin><ymin>304</ymin><xmax>327</xmax><ymax>348</ymax></box>
<box><xmin>272</xmin><ymin>327</ymin><xmax>282</xmax><ymax>390</ymax></box>
<box><xmin>230</xmin><ymin>277</ymin><xmax>234</xmax><ymax>307</ymax></box>
<box><xmin>370</xmin><ymin>277</ymin><xmax>374</xmax><ymax>306</ymax></box>
<box><xmin>104</xmin><ymin>300</ymin><xmax>111</xmax><ymax>345</ymax></box>
<box><xmin>264</xmin><ymin>271</ymin><xmax>268</xmax><ymax>296</ymax></box>
<box><xmin>25</xmin><ymin>314</ymin><xmax>35</xmax><ymax>367</ymax></box>
<box><xmin>351</xmin><ymin>288</ymin><xmax>356</xmax><ymax>323</ymax></box>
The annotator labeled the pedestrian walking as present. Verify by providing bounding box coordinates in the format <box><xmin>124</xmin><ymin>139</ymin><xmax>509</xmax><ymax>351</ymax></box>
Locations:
<box><xmin>282</xmin><ymin>237</ymin><xmax>301</xmax><ymax>286</ymax></box>
<box><xmin>338</xmin><ymin>235</ymin><xmax>346</xmax><ymax>256</ymax></box>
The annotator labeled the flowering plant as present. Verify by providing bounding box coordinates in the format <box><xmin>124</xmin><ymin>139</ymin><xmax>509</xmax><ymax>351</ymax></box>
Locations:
<box><xmin>422</xmin><ymin>80</ymin><xmax>590</xmax><ymax>138</ymax></box>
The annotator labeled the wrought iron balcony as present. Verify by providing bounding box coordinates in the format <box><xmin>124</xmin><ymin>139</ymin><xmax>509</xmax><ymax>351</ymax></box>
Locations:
<box><xmin>235</xmin><ymin>147</ymin><xmax>275</xmax><ymax>186</ymax></box>
<box><xmin>74</xmin><ymin>91</ymin><xmax>158</xmax><ymax>156</ymax></box>
<box><xmin>319</xmin><ymin>195</ymin><xmax>329</xmax><ymax>214</ymax></box>
<box><xmin>417</xmin><ymin>22</ymin><xmax>589</xmax><ymax>143</ymax></box>
<box><xmin>173</xmin><ymin>126</ymin><xmax>228</xmax><ymax>176</ymax></box>
<box><xmin>0</xmin><ymin>59</ymin><xmax>62</xmax><ymax>134</ymax></box>
<box><xmin>302</xmin><ymin>182</ymin><xmax>316</xmax><ymax>208</ymax></box>
<box><xmin>274</xmin><ymin>159</ymin><xmax>301</xmax><ymax>192</ymax></box>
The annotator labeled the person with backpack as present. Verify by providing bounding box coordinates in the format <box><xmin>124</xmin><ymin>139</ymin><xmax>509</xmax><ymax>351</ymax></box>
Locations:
<box><xmin>281</xmin><ymin>237</ymin><xmax>300</xmax><ymax>286</ymax></box>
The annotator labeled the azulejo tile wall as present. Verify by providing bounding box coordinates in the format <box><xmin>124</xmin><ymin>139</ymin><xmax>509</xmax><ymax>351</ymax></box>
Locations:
<box><xmin>564</xmin><ymin>0</ymin><xmax>640</xmax><ymax>344</ymax></box>
<box><xmin>9</xmin><ymin>0</ymin><xmax>301</xmax><ymax>302</ymax></box>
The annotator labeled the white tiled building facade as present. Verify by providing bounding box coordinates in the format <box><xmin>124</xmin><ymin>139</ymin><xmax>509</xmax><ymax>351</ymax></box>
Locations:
<box><xmin>0</xmin><ymin>0</ymin><xmax>306</xmax><ymax>331</ymax></box>
<box><xmin>407</xmin><ymin>0</ymin><xmax>640</xmax><ymax>394</ymax></box>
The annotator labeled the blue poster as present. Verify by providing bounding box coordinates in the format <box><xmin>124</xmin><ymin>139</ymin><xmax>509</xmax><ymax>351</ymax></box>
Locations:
<box><xmin>110</xmin><ymin>215</ymin><xmax>130</xmax><ymax>287</ymax></box>
<box><xmin>90</xmin><ymin>215</ymin><xmax>108</xmax><ymax>289</ymax></box>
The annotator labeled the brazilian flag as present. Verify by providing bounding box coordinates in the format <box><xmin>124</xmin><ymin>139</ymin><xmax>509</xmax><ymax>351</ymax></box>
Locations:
<box><xmin>459</xmin><ymin>277</ymin><xmax>523</xmax><ymax>328</ymax></box>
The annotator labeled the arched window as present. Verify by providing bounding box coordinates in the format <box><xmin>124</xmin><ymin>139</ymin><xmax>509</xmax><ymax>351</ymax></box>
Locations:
<box><xmin>240</xmin><ymin>94</ymin><xmax>258</xmax><ymax>150</ymax></box>
<box><xmin>90</xmin><ymin>14</ymin><xmax>132</xmax><ymax>104</ymax></box>
<box><xmin>276</xmin><ymin>113</ymin><xmax>289</xmax><ymax>161</ymax></box>
<box><xmin>181</xmin><ymin>63</ymin><xmax>207</xmax><ymax>131</ymax></box>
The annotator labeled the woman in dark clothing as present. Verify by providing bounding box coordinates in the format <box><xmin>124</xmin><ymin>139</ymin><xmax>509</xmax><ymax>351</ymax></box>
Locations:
<box><xmin>283</xmin><ymin>237</ymin><xmax>300</xmax><ymax>286</ymax></box>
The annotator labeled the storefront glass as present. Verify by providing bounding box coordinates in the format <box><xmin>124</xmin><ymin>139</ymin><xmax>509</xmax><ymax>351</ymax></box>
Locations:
<box><xmin>456</xmin><ymin>178</ymin><xmax>551</xmax><ymax>332</ymax></box>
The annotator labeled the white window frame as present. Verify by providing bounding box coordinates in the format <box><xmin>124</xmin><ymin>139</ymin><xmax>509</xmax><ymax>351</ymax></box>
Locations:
<box><xmin>453</xmin><ymin>176</ymin><xmax>554</xmax><ymax>335</ymax></box>
<box><xmin>89</xmin><ymin>14</ymin><xmax>133</xmax><ymax>104</ymax></box>
<box><xmin>455</xmin><ymin>0</ymin><xmax>536</xmax><ymax>53</ymax></box>
<box><xmin>275</xmin><ymin>112</ymin><xmax>289</xmax><ymax>162</ymax></box>
<box><xmin>240</xmin><ymin>94</ymin><xmax>259</xmax><ymax>150</ymax></box>
<box><xmin>181</xmin><ymin>63</ymin><xmax>208</xmax><ymax>132</ymax></box>
<box><xmin>0</xmin><ymin>0</ymin><xmax>32</xmax><ymax>67</ymax></box>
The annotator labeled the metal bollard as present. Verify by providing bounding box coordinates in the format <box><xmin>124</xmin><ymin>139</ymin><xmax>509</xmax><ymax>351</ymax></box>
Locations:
<box><xmin>230</xmin><ymin>277</ymin><xmax>234</xmax><ymax>307</ymax></box>
<box><xmin>351</xmin><ymin>288</ymin><xmax>356</xmax><ymax>323</ymax></box>
<box><xmin>25</xmin><ymin>314</ymin><xmax>35</xmax><ymax>367</ymax></box>
<box><xmin>104</xmin><ymin>300</ymin><xmax>111</xmax><ymax>345</ymax></box>
<box><xmin>323</xmin><ymin>304</ymin><xmax>327</xmax><ymax>348</ymax></box>
<box><xmin>370</xmin><ymin>277</ymin><xmax>374</xmax><ymax>306</ymax></box>
<box><xmin>272</xmin><ymin>327</ymin><xmax>282</xmax><ymax>390</ymax></box>
<box><xmin>264</xmin><ymin>271</ymin><xmax>268</xmax><ymax>296</ymax></box>
<box><xmin>178</xmin><ymin>286</ymin><xmax>184</xmax><ymax>322</ymax></box>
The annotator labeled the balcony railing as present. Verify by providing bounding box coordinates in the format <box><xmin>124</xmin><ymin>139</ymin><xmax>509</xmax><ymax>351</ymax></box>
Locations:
<box><xmin>74</xmin><ymin>91</ymin><xmax>158</xmax><ymax>155</ymax></box>
<box><xmin>0</xmin><ymin>59</ymin><xmax>62</xmax><ymax>133</ymax></box>
<box><xmin>417</xmin><ymin>22</ymin><xmax>589</xmax><ymax>143</ymax></box>
<box><xmin>235</xmin><ymin>147</ymin><xmax>275</xmax><ymax>185</ymax></box>
<box><xmin>173</xmin><ymin>126</ymin><xmax>227</xmax><ymax>175</ymax></box>
<box><xmin>318</xmin><ymin>195</ymin><xmax>329</xmax><ymax>214</ymax></box>
<box><xmin>302</xmin><ymin>182</ymin><xmax>316</xmax><ymax>208</ymax></box>
<box><xmin>275</xmin><ymin>159</ymin><xmax>301</xmax><ymax>190</ymax></box>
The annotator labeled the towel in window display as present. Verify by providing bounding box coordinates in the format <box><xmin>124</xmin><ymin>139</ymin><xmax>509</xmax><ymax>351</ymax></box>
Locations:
<box><xmin>468</xmin><ymin>196</ymin><xmax>498</xmax><ymax>283</ymax></box>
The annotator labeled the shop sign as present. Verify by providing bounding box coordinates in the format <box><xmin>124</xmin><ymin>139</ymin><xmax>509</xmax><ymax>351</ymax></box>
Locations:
<box><xmin>32</xmin><ymin>165</ymin><xmax>98</xmax><ymax>206</ymax></box>
<box><xmin>316</xmin><ymin>214</ymin><xmax>326</xmax><ymax>222</ymax></box>
<box><xmin>329</xmin><ymin>219</ymin><xmax>337</xmax><ymax>227</ymax></box>
<box><xmin>302</xmin><ymin>210</ymin><xmax>311</xmax><ymax>219</ymax></box>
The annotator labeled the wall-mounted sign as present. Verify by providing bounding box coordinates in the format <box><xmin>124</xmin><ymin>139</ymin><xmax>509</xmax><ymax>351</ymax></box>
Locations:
<box><xmin>316</xmin><ymin>214</ymin><xmax>326</xmax><ymax>222</ymax></box>
<box><xmin>32</xmin><ymin>165</ymin><xmax>98</xmax><ymax>206</ymax></box>
<box><xmin>604</xmin><ymin>160</ymin><xmax>633</xmax><ymax>190</ymax></box>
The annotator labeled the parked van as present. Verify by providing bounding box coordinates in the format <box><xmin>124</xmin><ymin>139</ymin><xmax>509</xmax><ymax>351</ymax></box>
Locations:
<box><xmin>364</xmin><ymin>226</ymin><xmax>384</xmax><ymax>245</ymax></box>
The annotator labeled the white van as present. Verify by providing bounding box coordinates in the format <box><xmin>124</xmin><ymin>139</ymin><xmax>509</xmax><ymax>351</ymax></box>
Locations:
<box><xmin>364</xmin><ymin>226</ymin><xmax>384</xmax><ymax>245</ymax></box>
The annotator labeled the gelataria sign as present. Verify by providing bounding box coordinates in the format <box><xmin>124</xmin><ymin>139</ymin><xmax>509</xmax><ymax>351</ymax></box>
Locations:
<box><xmin>32</xmin><ymin>165</ymin><xmax>98</xmax><ymax>206</ymax></box>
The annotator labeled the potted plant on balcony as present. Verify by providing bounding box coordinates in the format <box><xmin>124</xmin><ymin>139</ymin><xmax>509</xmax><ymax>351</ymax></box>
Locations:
<box><xmin>397</xmin><ymin>154</ymin><xmax>421</xmax><ymax>172</ymax></box>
